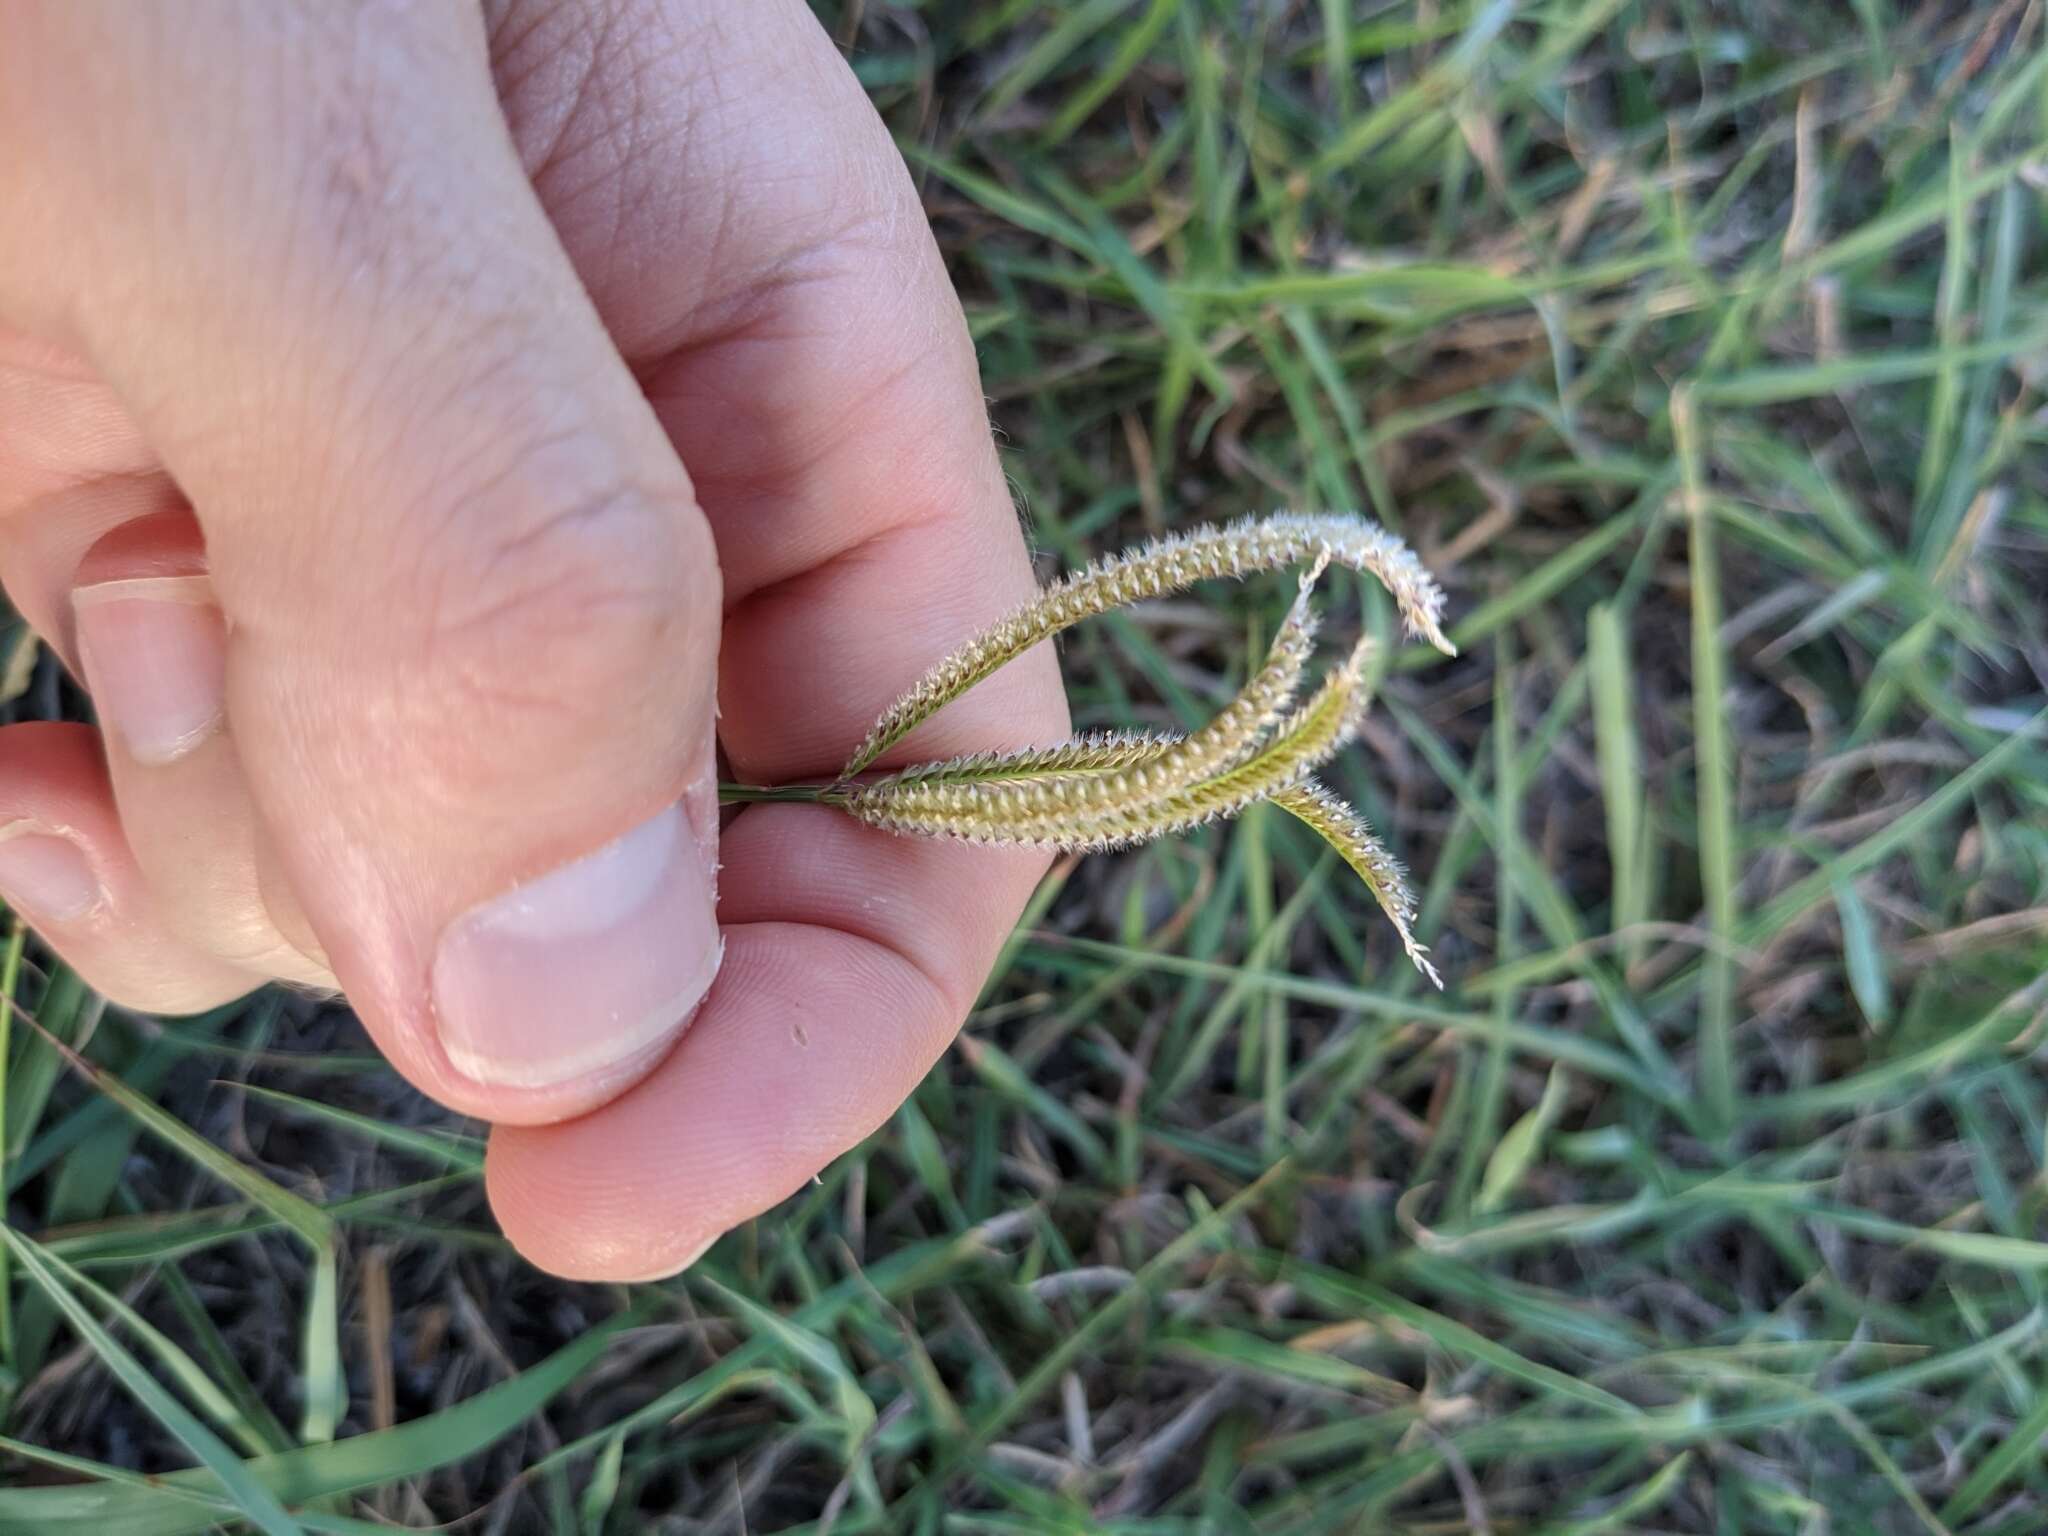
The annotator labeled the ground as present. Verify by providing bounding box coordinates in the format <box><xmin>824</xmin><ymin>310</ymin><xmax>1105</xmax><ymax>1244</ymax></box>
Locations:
<box><xmin>3</xmin><ymin>1</ymin><xmax>2048</xmax><ymax>1531</ymax></box>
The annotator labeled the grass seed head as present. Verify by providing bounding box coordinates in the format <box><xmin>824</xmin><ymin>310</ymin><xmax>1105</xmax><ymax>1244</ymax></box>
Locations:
<box><xmin>834</xmin><ymin>515</ymin><xmax>1448</xmax><ymax>980</ymax></box>
<box><xmin>842</xmin><ymin>513</ymin><xmax>1453</xmax><ymax>777</ymax></box>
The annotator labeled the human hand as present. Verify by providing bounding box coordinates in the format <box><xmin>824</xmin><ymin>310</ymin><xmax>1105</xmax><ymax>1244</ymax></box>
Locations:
<box><xmin>0</xmin><ymin>0</ymin><xmax>1066</xmax><ymax>1279</ymax></box>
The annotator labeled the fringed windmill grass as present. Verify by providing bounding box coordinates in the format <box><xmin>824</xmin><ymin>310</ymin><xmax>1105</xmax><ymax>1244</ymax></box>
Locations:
<box><xmin>719</xmin><ymin>513</ymin><xmax>1455</xmax><ymax>987</ymax></box>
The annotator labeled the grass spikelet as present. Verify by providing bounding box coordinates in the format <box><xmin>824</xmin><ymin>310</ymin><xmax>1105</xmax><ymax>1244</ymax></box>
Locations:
<box><xmin>1274</xmin><ymin>780</ymin><xmax>1441</xmax><ymax>988</ymax></box>
<box><xmin>878</xmin><ymin>730</ymin><xmax>1181</xmax><ymax>787</ymax></box>
<box><xmin>850</xmin><ymin>556</ymin><xmax>1328</xmax><ymax>823</ymax></box>
<box><xmin>844</xmin><ymin>630</ymin><xmax>1375</xmax><ymax>851</ymax></box>
<box><xmin>842</xmin><ymin>513</ymin><xmax>1453</xmax><ymax>776</ymax></box>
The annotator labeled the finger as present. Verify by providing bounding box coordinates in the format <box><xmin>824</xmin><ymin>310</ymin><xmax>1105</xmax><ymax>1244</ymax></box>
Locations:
<box><xmin>0</xmin><ymin>348</ymin><xmax>161</xmax><ymax>678</ymax></box>
<box><xmin>0</xmin><ymin>722</ymin><xmax>256</xmax><ymax>1014</ymax></box>
<box><xmin>69</xmin><ymin>508</ymin><xmax>334</xmax><ymax>985</ymax></box>
<box><xmin>0</xmin><ymin>4</ymin><xmax>725</xmax><ymax>1122</ymax></box>
<box><xmin>0</xmin><ymin>354</ymin><xmax>333</xmax><ymax>984</ymax></box>
<box><xmin>0</xmin><ymin>330</ymin><xmax>155</xmax><ymax>533</ymax></box>
<box><xmin>488</xmin><ymin>813</ymin><xmax>1048</xmax><ymax>1279</ymax></box>
<box><xmin>483</xmin><ymin>0</ymin><xmax>1067</xmax><ymax>1278</ymax></box>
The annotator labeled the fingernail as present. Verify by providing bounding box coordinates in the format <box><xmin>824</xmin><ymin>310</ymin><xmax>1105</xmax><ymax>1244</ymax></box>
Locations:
<box><xmin>0</xmin><ymin>825</ymin><xmax>103</xmax><ymax>923</ymax></box>
<box><xmin>431</xmin><ymin>804</ymin><xmax>721</xmax><ymax>1091</ymax></box>
<box><xmin>73</xmin><ymin>576</ymin><xmax>227</xmax><ymax>765</ymax></box>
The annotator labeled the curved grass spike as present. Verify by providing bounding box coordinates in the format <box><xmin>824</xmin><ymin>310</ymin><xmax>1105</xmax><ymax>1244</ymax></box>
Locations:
<box><xmin>773</xmin><ymin>513</ymin><xmax>1453</xmax><ymax>984</ymax></box>
<box><xmin>1273</xmin><ymin>781</ymin><xmax>1440</xmax><ymax>988</ymax></box>
<box><xmin>840</xmin><ymin>512</ymin><xmax>1455</xmax><ymax>778</ymax></box>
<box><xmin>868</xmin><ymin>729</ymin><xmax>1180</xmax><ymax>787</ymax></box>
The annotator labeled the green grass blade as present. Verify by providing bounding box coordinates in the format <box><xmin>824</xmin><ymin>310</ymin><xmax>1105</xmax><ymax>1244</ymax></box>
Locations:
<box><xmin>0</xmin><ymin>1224</ymin><xmax>304</xmax><ymax>1536</ymax></box>
<box><xmin>0</xmin><ymin>1305</ymin><xmax>641</xmax><ymax>1534</ymax></box>
<box><xmin>32</xmin><ymin>1020</ymin><xmax>332</xmax><ymax>1245</ymax></box>
<box><xmin>0</xmin><ymin>918</ymin><xmax>21</xmax><ymax>1368</ymax></box>
<box><xmin>1676</xmin><ymin>389</ymin><xmax>1737</xmax><ymax>1129</ymax></box>
<box><xmin>232</xmin><ymin>1084</ymin><xmax>484</xmax><ymax>1173</ymax></box>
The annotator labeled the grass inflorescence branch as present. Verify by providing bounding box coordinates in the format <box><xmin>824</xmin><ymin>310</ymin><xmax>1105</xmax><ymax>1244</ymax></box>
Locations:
<box><xmin>718</xmin><ymin>513</ymin><xmax>1455</xmax><ymax>985</ymax></box>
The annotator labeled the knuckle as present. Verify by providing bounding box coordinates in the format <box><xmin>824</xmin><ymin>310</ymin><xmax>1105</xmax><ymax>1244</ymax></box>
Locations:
<box><xmin>440</xmin><ymin>499</ymin><xmax>704</xmax><ymax>696</ymax></box>
<box><xmin>419</xmin><ymin>470</ymin><xmax>715</xmax><ymax>722</ymax></box>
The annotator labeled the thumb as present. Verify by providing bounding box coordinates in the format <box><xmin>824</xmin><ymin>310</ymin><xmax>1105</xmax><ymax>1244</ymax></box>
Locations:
<box><xmin>6</xmin><ymin>6</ymin><xmax>723</xmax><ymax>1120</ymax></box>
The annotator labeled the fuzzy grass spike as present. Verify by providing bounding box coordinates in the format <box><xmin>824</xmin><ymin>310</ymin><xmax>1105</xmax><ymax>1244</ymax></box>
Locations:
<box><xmin>841</xmin><ymin>513</ymin><xmax>1454</xmax><ymax>777</ymax></box>
<box><xmin>722</xmin><ymin>515</ymin><xmax>1454</xmax><ymax>983</ymax></box>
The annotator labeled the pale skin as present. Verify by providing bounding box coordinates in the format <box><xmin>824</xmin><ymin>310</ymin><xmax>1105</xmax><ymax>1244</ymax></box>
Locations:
<box><xmin>0</xmin><ymin>1</ymin><xmax>1067</xmax><ymax>1280</ymax></box>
